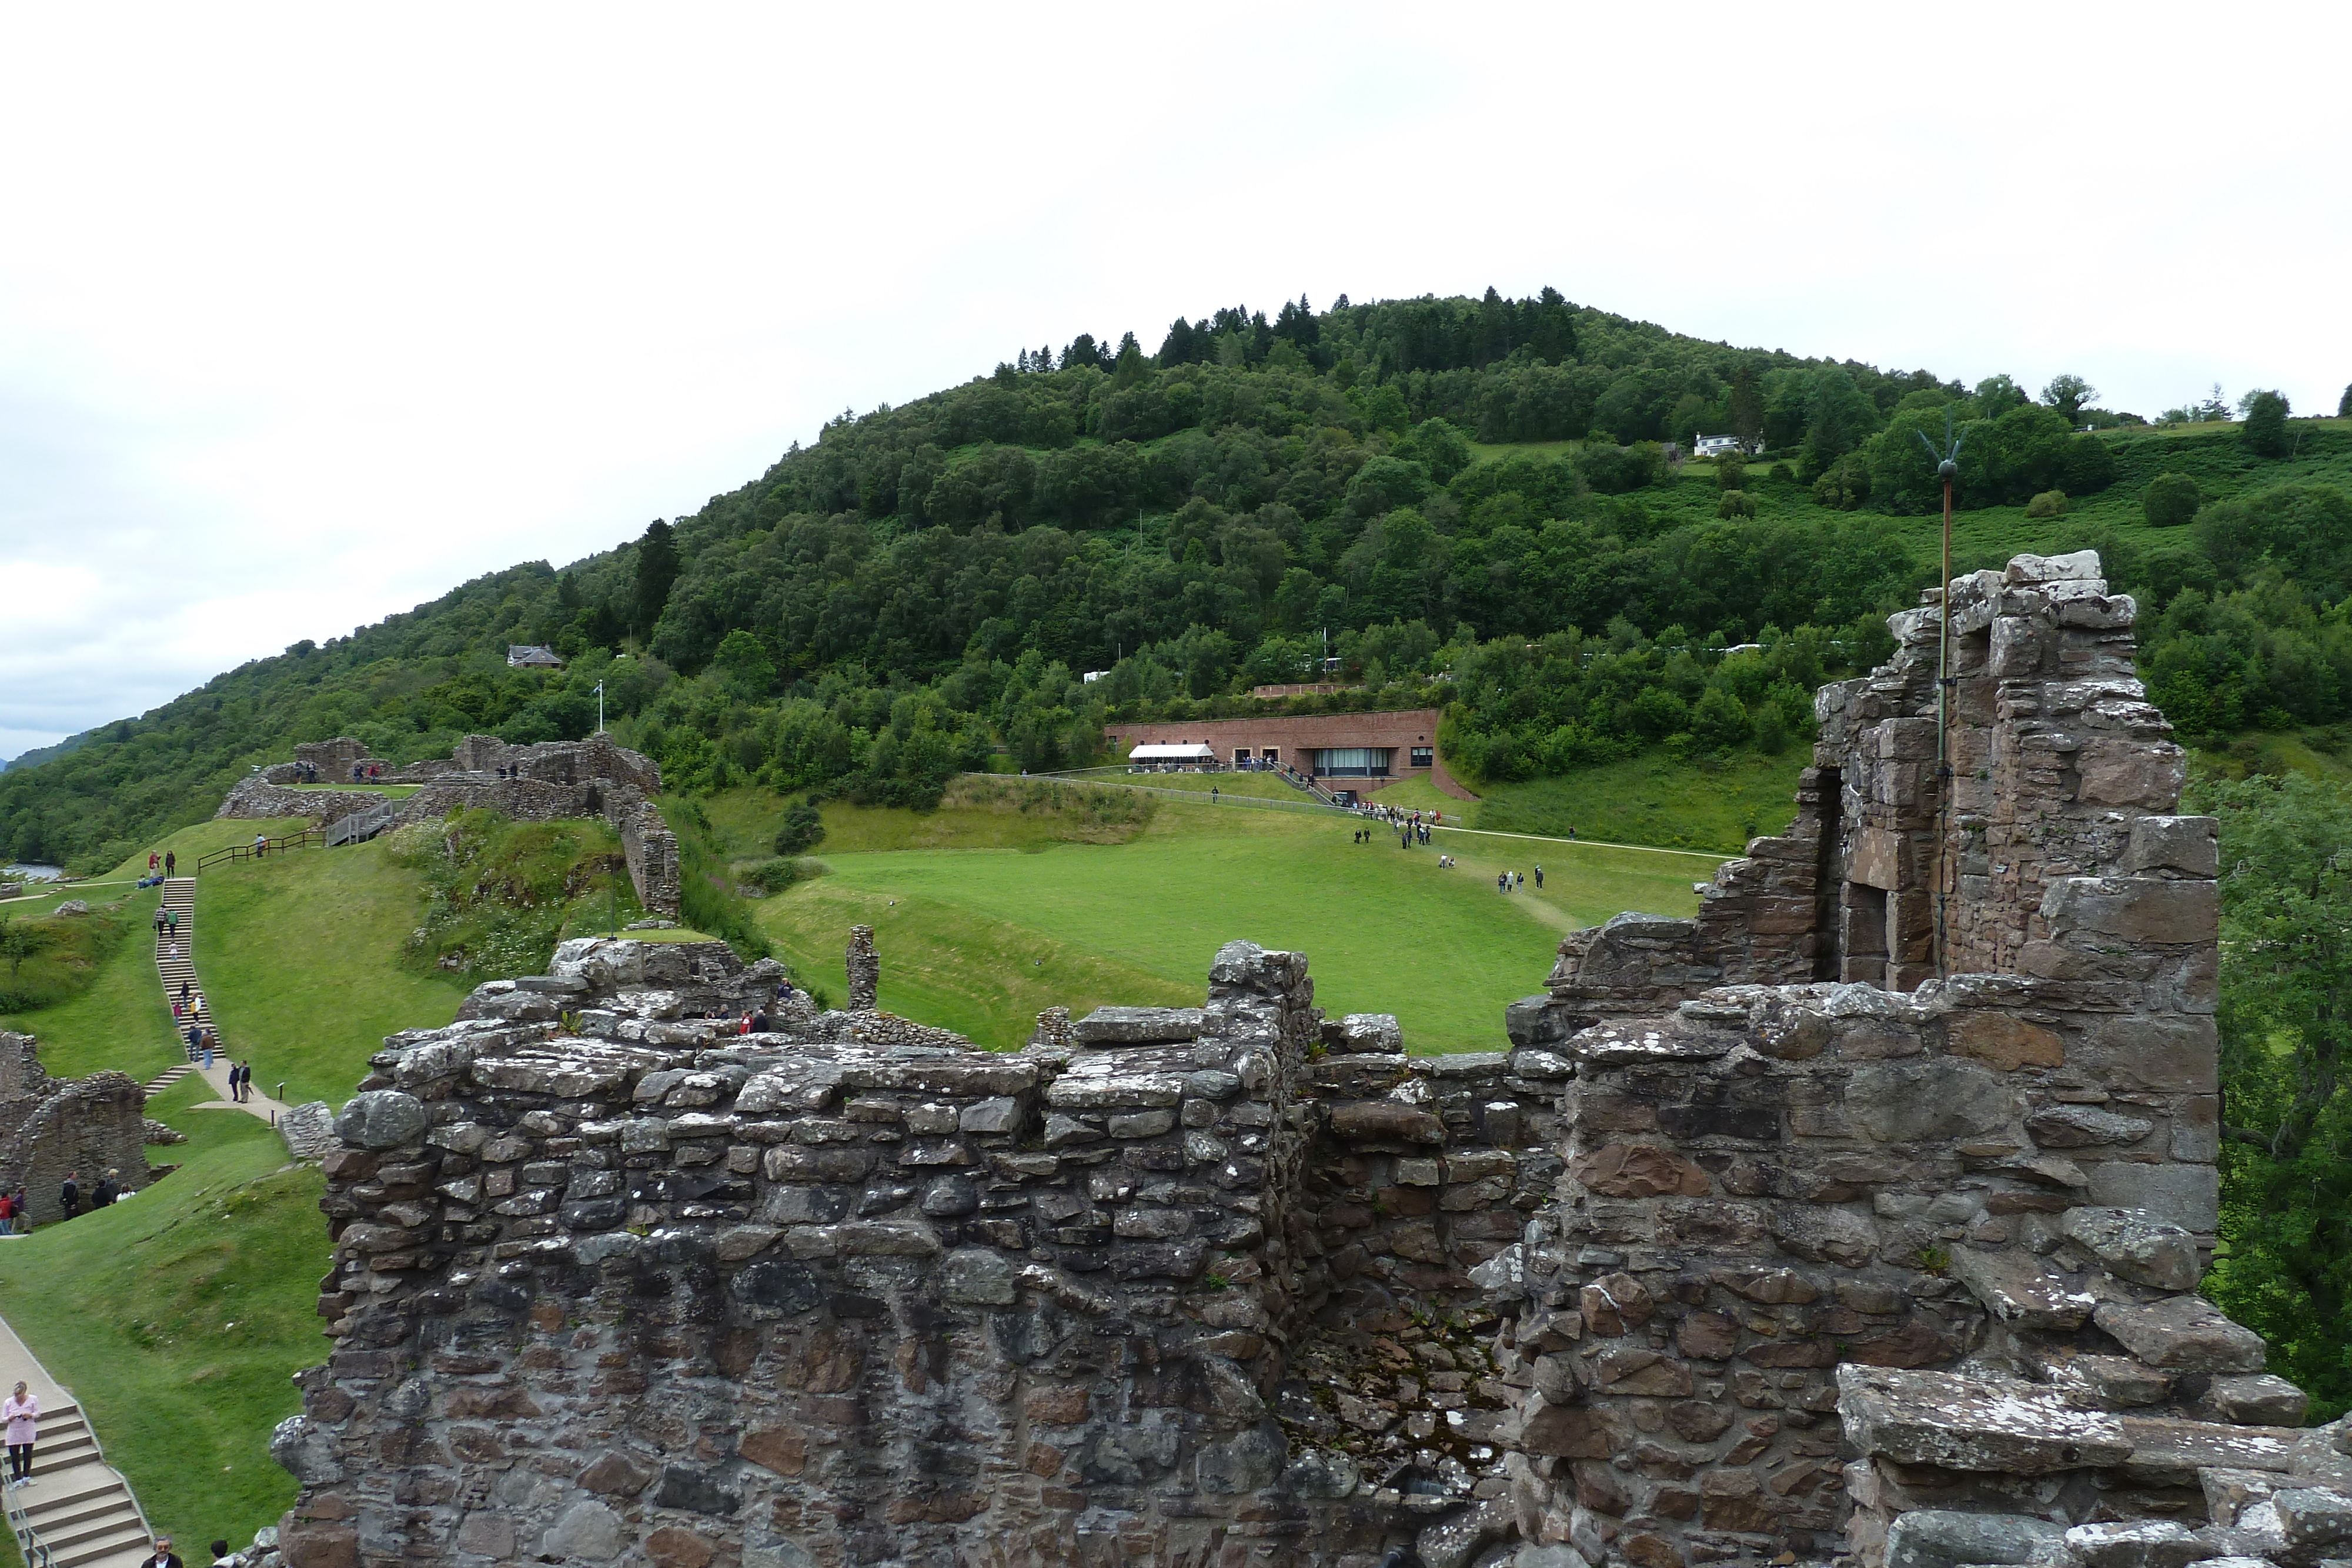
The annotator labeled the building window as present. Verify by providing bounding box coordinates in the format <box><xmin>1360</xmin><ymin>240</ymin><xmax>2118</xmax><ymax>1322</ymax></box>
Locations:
<box><xmin>1234</xmin><ymin>748</ymin><xmax>1251</xmax><ymax>764</ymax></box>
<box><xmin>1261</xmin><ymin>748</ymin><xmax>1278</xmax><ymax>765</ymax></box>
<box><xmin>1315</xmin><ymin>747</ymin><xmax>1394</xmax><ymax>777</ymax></box>
<box><xmin>1410</xmin><ymin>746</ymin><xmax>1434</xmax><ymax>768</ymax></box>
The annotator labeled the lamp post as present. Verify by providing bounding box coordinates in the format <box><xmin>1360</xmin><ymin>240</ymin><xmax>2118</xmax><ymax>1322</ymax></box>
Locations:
<box><xmin>1915</xmin><ymin>412</ymin><xmax>1966</xmax><ymax>981</ymax></box>
<box><xmin>593</xmin><ymin>681</ymin><xmax>605</xmax><ymax>735</ymax></box>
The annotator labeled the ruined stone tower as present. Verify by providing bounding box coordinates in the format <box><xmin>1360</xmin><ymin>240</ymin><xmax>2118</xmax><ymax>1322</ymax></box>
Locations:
<box><xmin>271</xmin><ymin>554</ymin><xmax>2351</xmax><ymax>1568</ymax></box>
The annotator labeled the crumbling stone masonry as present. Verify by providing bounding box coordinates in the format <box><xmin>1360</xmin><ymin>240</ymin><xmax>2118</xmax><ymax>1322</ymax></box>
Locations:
<box><xmin>0</xmin><ymin>1032</ymin><xmax>159</xmax><ymax>1223</ymax></box>
<box><xmin>846</xmin><ymin>927</ymin><xmax>878</xmax><ymax>1011</ymax></box>
<box><xmin>221</xmin><ymin>734</ymin><xmax>682</xmax><ymax>917</ymax></box>
<box><xmin>274</xmin><ymin>553</ymin><xmax>2352</xmax><ymax>1568</ymax></box>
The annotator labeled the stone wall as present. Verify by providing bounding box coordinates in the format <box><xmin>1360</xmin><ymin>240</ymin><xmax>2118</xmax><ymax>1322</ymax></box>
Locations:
<box><xmin>216</xmin><ymin>735</ymin><xmax>680</xmax><ymax>917</ymax></box>
<box><xmin>268</xmin><ymin>552</ymin><xmax>2351</xmax><ymax>1568</ymax></box>
<box><xmin>216</xmin><ymin>776</ymin><xmax>390</xmax><ymax>826</ymax></box>
<box><xmin>0</xmin><ymin>1037</ymin><xmax>155</xmax><ymax>1224</ymax></box>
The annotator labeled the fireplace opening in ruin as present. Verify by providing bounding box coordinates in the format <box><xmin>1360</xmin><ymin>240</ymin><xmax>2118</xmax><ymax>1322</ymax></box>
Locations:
<box><xmin>1840</xmin><ymin>880</ymin><xmax>1888</xmax><ymax>987</ymax></box>
<box><xmin>1810</xmin><ymin>764</ymin><xmax>1844</xmax><ymax>980</ymax></box>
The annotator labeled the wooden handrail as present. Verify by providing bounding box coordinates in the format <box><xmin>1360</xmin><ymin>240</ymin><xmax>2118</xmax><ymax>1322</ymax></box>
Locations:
<box><xmin>195</xmin><ymin>827</ymin><xmax>326</xmax><ymax>873</ymax></box>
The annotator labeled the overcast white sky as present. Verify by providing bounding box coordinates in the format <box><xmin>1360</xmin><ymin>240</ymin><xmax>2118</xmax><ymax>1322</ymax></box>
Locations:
<box><xmin>3</xmin><ymin>3</ymin><xmax>2346</xmax><ymax>760</ymax></box>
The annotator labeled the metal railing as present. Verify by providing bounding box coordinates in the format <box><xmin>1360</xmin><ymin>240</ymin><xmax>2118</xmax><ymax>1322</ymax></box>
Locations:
<box><xmin>5</xmin><ymin>1474</ymin><xmax>54</xmax><ymax>1568</ymax></box>
<box><xmin>325</xmin><ymin>800</ymin><xmax>396</xmax><ymax>847</ymax></box>
<box><xmin>1</xmin><ymin>1388</ymin><xmax>157</xmax><ymax>1568</ymax></box>
<box><xmin>195</xmin><ymin>827</ymin><xmax>325</xmax><ymax>872</ymax></box>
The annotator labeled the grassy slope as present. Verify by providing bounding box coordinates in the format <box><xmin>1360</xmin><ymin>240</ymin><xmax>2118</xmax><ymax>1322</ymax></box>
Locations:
<box><xmin>2</xmin><ymin>817</ymin><xmax>313</xmax><ymax>1080</ymax></box>
<box><xmin>1475</xmin><ymin>749</ymin><xmax>1812</xmax><ymax>852</ymax></box>
<box><xmin>194</xmin><ymin>839</ymin><xmax>468</xmax><ymax>1107</ymax></box>
<box><xmin>763</xmin><ymin>794</ymin><xmax>1717</xmax><ymax>1051</ymax></box>
<box><xmin>0</xmin><ymin>1076</ymin><xmax>326</xmax><ymax>1554</ymax></box>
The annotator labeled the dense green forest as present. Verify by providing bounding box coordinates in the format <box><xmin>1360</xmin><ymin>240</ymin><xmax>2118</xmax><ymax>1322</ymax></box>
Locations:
<box><xmin>3</xmin><ymin>290</ymin><xmax>2349</xmax><ymax>871</ymax></box>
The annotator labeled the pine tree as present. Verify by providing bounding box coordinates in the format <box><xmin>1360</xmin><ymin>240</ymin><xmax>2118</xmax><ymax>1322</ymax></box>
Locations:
<box><xmin>630</xmin><ymin>520</ymin><xmax>680</xmax><ymax>640</ymax></box>
<box><xmin>1156</xmin><ymin>317</ymin><xmax>1197</xmax><ymax>366</ymax></box>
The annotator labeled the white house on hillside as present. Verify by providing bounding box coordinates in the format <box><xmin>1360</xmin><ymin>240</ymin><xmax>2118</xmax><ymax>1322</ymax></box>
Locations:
<box><xmin>1693</xmin><ymin>433</ymin><xmax>1748</xmax><ymax>459</ymax></box>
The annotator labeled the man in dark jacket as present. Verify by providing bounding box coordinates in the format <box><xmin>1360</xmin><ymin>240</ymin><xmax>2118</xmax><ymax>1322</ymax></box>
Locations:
<box><xmin>137</xmin><ymin>1537</ymin><xmax>182</xmax><ymax>1568</ymax></box>
<box><xmin>58</xmin><ymin>1172</ymin><xmax>78</xmax><ymax>1218</ymax></box>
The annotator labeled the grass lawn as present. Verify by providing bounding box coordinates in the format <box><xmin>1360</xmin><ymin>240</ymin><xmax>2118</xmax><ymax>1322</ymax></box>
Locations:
<box><xmin>0</xmin><ymin>1076</ymin><xmax>326</xmax><ymax>1555</ymax></box>
<box><xmin>764</xmin><ymin>795</ymin><xmax>1717</xmax><ymax>1052</ymax></box>
<box><xmin>1476</xmin><ymin>748</ymin><xmax>1811</xmax><ymax>852</ymax></box>
<box><xmin>283</xmin><ymin>783</ymin><xmax>419</xmax><ymax>800</ymax></box>
<box><xmin>194</xmin><ymin>840</ymin><xmax>467</xmax><ymax>1108</ymax></box>
<box><xmin>2</xmin><ymin>818</ymin><xmax>315</xmax><ymax>1081</ymax></box>
<box><xmin>704</xmin><ymin>779</ymin><xmax>1155</xmax><ymax>860</ymax></box>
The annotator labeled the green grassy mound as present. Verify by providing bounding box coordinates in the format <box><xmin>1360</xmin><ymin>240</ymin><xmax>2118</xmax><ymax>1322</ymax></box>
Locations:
<box><xmin>1474</xmin><ymin>748</ymin><xmax>1812</xmax><ymax>852</ymax></box>
<box><xmin>2</xmin><ymin>818</ymin><xmax>315</xmax><ymax>1077</ymax></box>
<box><xmin>763</xmin><ymin>794</ymin><xmax>1718</xmax><ymax>1051</ymax></box>
<box><xmin>0</xmin><ymin>1078</ymin><xmax>326</xmax><ymax>1554</ymax></box>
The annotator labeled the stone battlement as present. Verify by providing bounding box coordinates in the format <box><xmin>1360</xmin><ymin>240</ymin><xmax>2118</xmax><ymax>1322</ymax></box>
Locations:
<box><xmin>269</xmin><ymin>554</ymin><xmax>2352</xmax><ymax>1568</ymax></box>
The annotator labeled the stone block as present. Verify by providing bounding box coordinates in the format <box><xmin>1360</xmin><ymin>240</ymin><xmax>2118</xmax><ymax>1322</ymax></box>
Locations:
<box><xmin>1569</xmin><ymin>1142</ymin><xmax>1709</xmax><ymax>1198</ymax></box>
<box><xmin>2084</xmin><ymin>1162</ymin><xmax>2219</xmax><ymax>1235</ymax></box>
<box><xmin>1949</xmin><ymin>1247</ymin><xmax>2096</xmax><ymax>1329</ymax></box>
<box><xmin>1072</xmin><ymin>1007</ymin><xmax>1204</xmax><ymax>1046</ymax></box>
<box><xmin>2028</xmin><ymin>1104</ymin><xmax>2155</xmax><ymax>1148</ymax></box>
<box><xmin>1941</xmin><ymin>1012</ymin><xmax>2065</xmax><ymax>1071</ymax></box>
<box><xmin>1329</xmin><ymin>1102</ymin><xmax>1446</xmax><ymax>1144</ymax></box>
<box><xmin>2204</xmin><ymin>1373</ymin><xmax>2308</xmax><ymax>1427</ymax></box>
<box><xmin>2040</xmin><ymin>875</ymin><xmax>2217</xmax><ymax>948</ymax></box>
<box><xmin>1840</xmin><ymin>1365</ymin><xmax>2133</xmax><ymax>1472</ymax></box>
<box><xmin>2123</xmin><ymin>816</ymin><xmax>2220</xmax><ymax>880</ymax></box>
<box><xmin>2057</xmin><ymin>1206</ymin><xmax>2201</xmax><ymax>1290</ymax></box>
<box><xmin>333</xmin><ymin>1091</ymin><xmax>427</xmax><ymax>1151</ymax></box>
<box><xmin>2060</xmin><ymin>1520</ymin><xmax>2210</xmax><ymax>1568</ymax></box>
<box><xmin>1883</xmin><ymin>1509</ymin><xmax>2067</xmax><ymax>1568</ymax></box>
<box><xmin>1849</xmin><ymin>1058</ymin><xmax>2016</xmax><ymax>1144</ymax></box>
<box><xmin>2092</xmin><ymin>1296</ymin><xmax>2266</xmax><ymax>1373</ymax></box>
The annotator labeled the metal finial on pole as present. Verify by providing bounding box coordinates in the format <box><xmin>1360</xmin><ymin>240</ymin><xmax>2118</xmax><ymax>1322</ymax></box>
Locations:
<box><xmin>1915</xmin><ymin>412</ymin><xmax>1965</xmax><ymax>982</ymax></box>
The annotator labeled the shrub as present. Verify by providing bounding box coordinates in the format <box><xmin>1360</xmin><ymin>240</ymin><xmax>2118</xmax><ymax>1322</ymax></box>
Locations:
<box><xmin>771</xmin><ymin>799</ymin><xmax>826</xmax><ymax>856</ymax></box>
<box><xmin>2243</xmin><ymin>390</ymin><xmax>2292</xmax><ymax>457</ymax></box>
<box><xmin>2025</xmin><ymin>489</ymin><xmax>2067</xmax><ymax>519</ymax></box>
<box><xmin>2141</xmin><ymin>472</ymin><xmax>2203</xmax><ymax>529</ymax></box>
<box><xmin>1810</xmin><ymin>453</ymin><xmax>1870</xmax><ymax>511</ymax></box>
<box><xmin>737</xmin><ymin>857</ymin><xmax>816</xmax><ymax>897</ymax></box>
<box><xmin>1715</xmin><ymin>453</ymin><xmax>1748</xmax><ymax>492</ymax></box>
<box><xmin>1716</xmin><ymin>490</ymin><xmax>1756</xmax><ymax>520</ymax></box>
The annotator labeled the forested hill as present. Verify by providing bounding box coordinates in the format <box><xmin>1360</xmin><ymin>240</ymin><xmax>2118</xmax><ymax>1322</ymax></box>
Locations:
<box><xmin>5</xmin><ymin>288</ymin><xmax>2350</xmax><ymax>870</ymax></box>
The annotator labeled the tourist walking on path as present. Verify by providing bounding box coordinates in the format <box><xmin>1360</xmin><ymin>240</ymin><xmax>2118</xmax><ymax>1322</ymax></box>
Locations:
<box><xmin>58</xmin><ymin>1171</ymin><xmax>78</xmax><ymax>1219</ymax></box>
<box><xmin>1534</xmin><ymin>864</ymin><xmax>1544</xmax><ymax>890</ymax></box>
<box><xmin>0</xmin><ymin>1192</ymin><xmax>15</xmax><ymax>1236</ymax></box>
<box><xmin>4</xmin><ymin>1380</ymin><xmax>36</xmax><ymax>1486</ymax></box>
<box><xmin>164</xmin><ymin>851</ymin><xmax>175</xmax><ymax>875</ymax></box>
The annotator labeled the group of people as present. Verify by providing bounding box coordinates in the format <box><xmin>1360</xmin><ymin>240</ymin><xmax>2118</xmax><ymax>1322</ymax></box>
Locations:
<box><xmin>349</xmin><ymin>761</ymin><xmax>385</xmax><ymax>782</ymax></box>
<box><xmin>153</xmin><ymin>904</ymin><xmax>183</xmax><ymax>941</ymax></box>
<box><xmin>0</xmin><ymin>1185</ymin><xmax>33</xmax><ymax>1235</ymax></box>
<box><xmin>6</xmin><ymin>1386</ymin><xmax>233</xmax><ymax>1567</ymax></box>
<box><xmin>56</xmin><ymin>1168</ymin><xmax>126</xmax><ymax>1218</ymax></box>
<box><xmin>146</xmin><ymin>850</ymin><xmax>177</xmax><ymax>877</ymax></box>
<box><xmin>1494</xmin><ymin>864</ymin><xmax>1545</xmax><ymax>893</ymax></box>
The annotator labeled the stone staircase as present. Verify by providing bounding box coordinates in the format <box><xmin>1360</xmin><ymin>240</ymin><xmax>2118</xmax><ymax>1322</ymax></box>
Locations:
<box><xmin>154</xmin><ymin>880</ymin><xmax>208</xmax><ymax>1062</ymax></box>
<box><xmin>0</xmin><ymin>1399</ymin><xmax>155</xmax><ymax>1568</ymax></box>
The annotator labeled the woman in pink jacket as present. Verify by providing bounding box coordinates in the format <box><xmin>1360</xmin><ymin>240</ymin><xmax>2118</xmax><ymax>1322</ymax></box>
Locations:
<box><xmin>4</xmin><ymin>1380</ymin><xmax>36</xmax><ymax>1487</ymax></box>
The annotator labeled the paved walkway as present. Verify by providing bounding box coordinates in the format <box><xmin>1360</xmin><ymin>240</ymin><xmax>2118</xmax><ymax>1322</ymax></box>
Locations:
<box><xmin>0</xmin><ymin>1313</ymin><xmax>158</xmax><ymax>1568</ymax></box>
<box><xmin>148</xmin><ymin>878</ymin><xmax>289</xmax><ymax>1128</ymax></box>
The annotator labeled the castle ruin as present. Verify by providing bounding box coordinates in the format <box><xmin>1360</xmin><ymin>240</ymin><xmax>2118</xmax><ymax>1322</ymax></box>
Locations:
<box><xmin>268</xmin><ymin>554</ymin><xmax>2352</xmax><ymax>1568</ymax></box>
<box><xmin>218</xmin><ymin>733</ymin><xmax>680</xmax><ymax>916</ymax></box>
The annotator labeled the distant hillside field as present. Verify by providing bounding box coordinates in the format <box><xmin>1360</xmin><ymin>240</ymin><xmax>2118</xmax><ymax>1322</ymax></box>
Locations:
<box><xmin>759</xmin><ymin>791</ymin><xmax>1716</xmax><ymax>1051</ymax></box>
